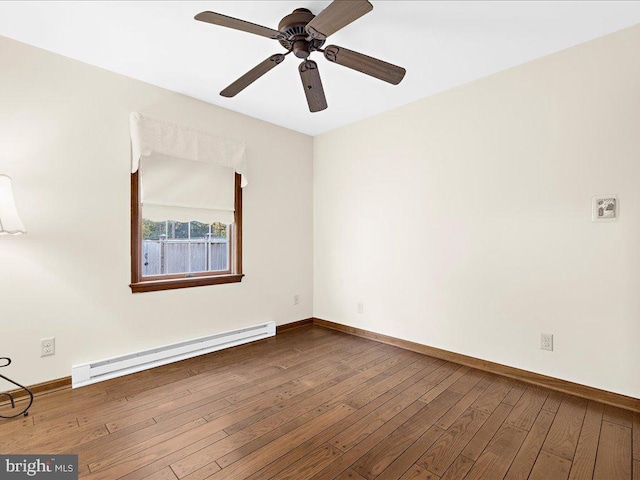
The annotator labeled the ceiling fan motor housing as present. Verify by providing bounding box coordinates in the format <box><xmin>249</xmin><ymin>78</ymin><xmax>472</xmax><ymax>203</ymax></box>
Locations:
<box><xmin>278</xmin><ymin>8</ymin><xmax>325</xmax><ymax>58</ymax></box>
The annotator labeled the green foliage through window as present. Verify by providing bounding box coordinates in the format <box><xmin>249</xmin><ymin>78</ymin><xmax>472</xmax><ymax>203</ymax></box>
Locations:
<box><xmin>142</xmin><ymin>220</ymin><xmax>228</xmax><ymax>241</ymax></box>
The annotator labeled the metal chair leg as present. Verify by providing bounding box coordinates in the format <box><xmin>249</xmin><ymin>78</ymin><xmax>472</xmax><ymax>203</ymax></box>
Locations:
<box><xmin>0</xmin><ymin>357</ymin><xmax>34</xmax><ymax>419</ymax></box>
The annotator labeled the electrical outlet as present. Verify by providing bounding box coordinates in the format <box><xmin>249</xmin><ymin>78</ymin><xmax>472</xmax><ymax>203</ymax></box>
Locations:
<box><xmin>293</xmin><ymin>294</ymin><xmax>300</xmax><ymax>306</ymax></box>
<box><xmin>41</xmin><ymin>337</ymin><xmax>55</xmax><ymax>357</ymax></box>
<box><xmin>540</xmin><ymin>333</ymin><xmax>553</xmax><ymax>351</ymax></box>
<box><xmin>357</xmin><ymin>302</ymin><xmax>364</xmax><ymax>314</ymax></box>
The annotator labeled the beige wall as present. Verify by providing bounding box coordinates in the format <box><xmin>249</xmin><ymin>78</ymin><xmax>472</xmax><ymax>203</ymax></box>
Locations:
<box><xmin>2</xmin><ymin>24</ymin><xmax>639</xmax><ymax>399</ymax></box>
<box><xmin>0</xmin><ymin>36</ymin><xmax>314</xmax><ymax>386</ymax></box>
<box><xmin>314</xmin><ymin>25</ymin><xmax>640</xmax><ymax>398</ymax></box>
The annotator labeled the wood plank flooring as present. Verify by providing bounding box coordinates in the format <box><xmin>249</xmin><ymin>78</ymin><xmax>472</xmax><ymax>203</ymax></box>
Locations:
<box><xmin>0</xmin><ymin>325</ymin><xmax>637</xmax><ymax>480</ymax></box>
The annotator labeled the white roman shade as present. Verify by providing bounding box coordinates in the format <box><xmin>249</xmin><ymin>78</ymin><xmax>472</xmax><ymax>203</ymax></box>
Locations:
<box><xmin>140</xmin><ymin>155</ymin><xmax>235</xmax><ymax>224</ymax></box>
<box><xmin>130</xmin><ymin>112</ymin><xmax>247</xmax><ymax>225</ymax></box>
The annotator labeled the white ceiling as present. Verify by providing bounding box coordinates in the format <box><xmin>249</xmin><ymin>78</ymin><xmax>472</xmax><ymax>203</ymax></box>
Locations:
<box><xmin>0</xmin><ymin>1</ymin><xmax>639</xmax><ymax>136</ymax></box>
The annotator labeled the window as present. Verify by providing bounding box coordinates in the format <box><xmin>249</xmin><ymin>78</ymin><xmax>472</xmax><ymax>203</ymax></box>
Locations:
<box><xmin>130</xmin><ymin>171</ymin><xmax>243</xmax><ymax>293</ymax></box>
<box><xmin>128</xmin><ymin>112</ymin><xmax>247</xmax><ymax>293</ymax></box>
<box><xmin>142</xmin><ymin>220</ymin><xmax>230</xmax><ymax>275</ymax></box>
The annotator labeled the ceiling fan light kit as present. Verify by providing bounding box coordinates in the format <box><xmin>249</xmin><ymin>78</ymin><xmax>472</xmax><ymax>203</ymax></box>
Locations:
<box><xmin>195</xmin><ymin>0</ymin><xmax>406</xmax><ymax>113</ymax></box>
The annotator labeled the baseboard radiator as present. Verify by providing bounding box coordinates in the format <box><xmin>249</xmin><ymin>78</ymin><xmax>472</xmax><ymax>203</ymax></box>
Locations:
<box><xmin>71</xmin><ymin>321</ymin><xmax>276</xmax><ymax>388</ymax></box>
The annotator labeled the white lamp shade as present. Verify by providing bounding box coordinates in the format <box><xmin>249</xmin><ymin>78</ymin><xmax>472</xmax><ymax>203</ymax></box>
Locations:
<box><xmin>0</xmin><ymin>175</ymin><xmax>26</xmax><ymax>235</ymax></box>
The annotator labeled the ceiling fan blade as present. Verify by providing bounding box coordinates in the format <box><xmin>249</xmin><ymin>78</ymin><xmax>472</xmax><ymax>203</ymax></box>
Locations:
<box><xmin>221</xmin><ymin>54</ymin><xmax>286</xmax><ymax>98</ymax></box>
<box><xmin>305</xmin><ymin>0</ymin><xmax>373</xmax><ymax>40</ymax></box>
<box><xmin>324</xmin><ymin>45</ymin><xmax>406</xmax><ymax>85</ymax></box>
<box><xmin>195</xmin><ymin>11</ymin><xmax>284</xmax><ymax>40</ymax></box>
<box><xmin>299</xmin><ymin>60</ymin><xmax>327</xmax><ymax>113</ymax></box>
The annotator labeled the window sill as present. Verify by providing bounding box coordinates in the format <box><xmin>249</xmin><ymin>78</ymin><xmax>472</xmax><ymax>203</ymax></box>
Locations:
<box><xmin>130</xmin><ymin>274</ymin><xmax>244</xmax><ymax>293</ymax></box>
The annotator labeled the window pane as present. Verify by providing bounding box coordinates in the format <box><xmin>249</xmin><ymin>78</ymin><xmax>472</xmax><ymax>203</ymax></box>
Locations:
<box><xmin>211</xmin><ymin>223</ymin><xmax>227</xmax><ymax>239</ymax></box>
<box><xmin>190</xmin><ymin>221</ymin><xmax>209</xmax><ymax>238</ymax></box>
<box><xmin>189</xmin><ymin>241</ymin><xmax>207</xmax><ymax>272</ymax></box>
<box><xmin>142</xmin><ymin>219</ymin><xmax>166</xmax><ymax>241</ymax></box>
<box><xmin>168</xmin><ymin>221</ymin><xmax>189</xmax><ymax>240</ymax></box>
<box><xmin>142</xmin><ymin>220</ymin><xmax>165</xmax><ymax>276</ymax></box>
<box><xmin>209</xmin><ymin>239</ymin><xmax>229</xmax><ymax>272</ymax></box>
<box><xmin>142</xmin><ymin>219</ymin><xmax>229</xmax><ymax>276</ymax></box>
<box><xmin>165</xmin><ymin>237</ymin><xmax>189</xmax><ymax>274</ymax></box>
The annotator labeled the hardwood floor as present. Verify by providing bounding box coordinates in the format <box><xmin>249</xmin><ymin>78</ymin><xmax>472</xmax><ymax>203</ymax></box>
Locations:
<box><xmin>0</xmin><ymin>325</ymin><xmax>637</xmax><ymax>479</ymax></box>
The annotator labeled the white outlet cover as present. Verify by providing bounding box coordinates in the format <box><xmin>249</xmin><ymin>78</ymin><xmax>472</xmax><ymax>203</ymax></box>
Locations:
<box><xmin>41</xmin><ymin>337</ymin><xmax>55</xmax><ymax>357</ymax></box>
<box><xmin>540</xmin><ymin>333</ymin><xmax>553</xmax><ymax>352</ymax></box>
<box><xmin>592</xmin><ymin>195</ymin><xmax>618</xmax><ymax>222</ymax></box>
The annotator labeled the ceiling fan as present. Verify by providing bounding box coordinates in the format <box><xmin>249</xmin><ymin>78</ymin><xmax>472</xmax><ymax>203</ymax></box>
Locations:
<box><xmin>195</xmin><ymin>0</ymin><xmax>406</xmax><ymax>113</ymax></box>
